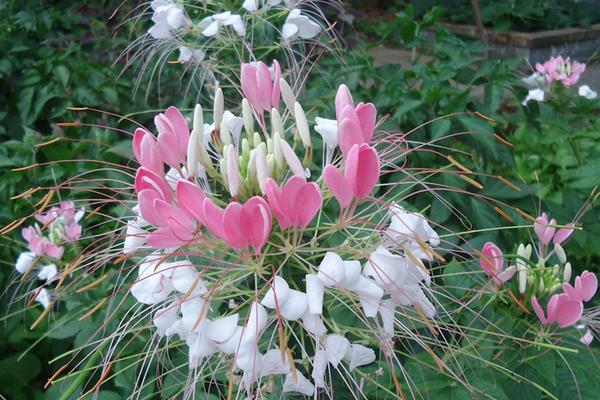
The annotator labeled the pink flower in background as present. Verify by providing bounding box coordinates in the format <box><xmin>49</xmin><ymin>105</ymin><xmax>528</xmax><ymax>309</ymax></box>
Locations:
<box><xmin>155</xmin><ymin>106</ymin><xmax>190</xmax><ymax>169</ymax></box>
<box><xmin>241</xmin><ymin>60</ymin><xmax>281</xmax><ymax>113</ymax></box>
<box><xmin>479</xmin><ymin>242</ymin><xmax>515</xmax><ymax>285</ymax></box>
<box><xmin>335</xmin><ymin>84</ymin><xmax>377</xmax><ymax>156</ymax></box>
<box><xmin>534</xmin><ymin>212</ymin><xmax>556</xmax><ymax>245</ymax></box>
<box><xmin>535</xmin><ymin>56</ymin><xmax>586</xmax><ymax>87</ymax></box>
<box><xmin>531</xmin><ymin>294</ymin><xmax>583</xmax><ymax>328</ymax></box>
<box><xmin>323</xmin><ymin>143</ymin><xmax>380</xmax><ymax>208</ymax></box>
<box><xmin>265</xmin><ymin>176</ymin><xmax>322</xmax><ymax>230</ymax></box>
<box><xmin>22</xmin><ymin>226</ymin><xmax>64</xmax><ymax>260</ymax></box>
<box><xmin>133</xmin><ymin>128</ymin><xmax>164</xmax><ymax>175</ymax></box>
<box><xmin>553</xmin><ymin>223</ymin><xmax>574</xmax><ymax>245</ymax></box>
<box><xmin>563</xmin><ymin>271</ymin><xmax>598</xmax><ymax>303</ymax></box>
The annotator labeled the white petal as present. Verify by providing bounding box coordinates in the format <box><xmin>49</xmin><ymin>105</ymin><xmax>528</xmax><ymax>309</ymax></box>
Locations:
<box><xmin>279</xmin><ymin>289</ymin><xmax>308</xmax><ymax>321</ymax></box>
<box><xmin>187</xmin><ymin>332</ymin><xmax>217</xmax><ymax>358</ymax></box>
<box><xmin>297</xmin><ymin>18</ymin><xmax>321</xmax><ymax>39</ymax></box>
<box><xmin>314</xmin><ymin>117</ymin><xmax>338</xmax><ymax>148</ymax></box>
<box><xmin>15</xmin><ymin>252</ymin><xmax>36</xmax><ymax>274</ymax></box>
<box><xmin>37</xmin><ymin>264</ymin><xmax>58</xmax><ymax>282</ymax></box>
<box><xmin>166</xmin><ymin>7</ymin><xmax>184</xmax><ymax>30</ymax></box>
<box><xmin>345</xmin><ymin>344</ymin><xmax>376</xmax><ymax>370</ymax></box>
<box><xmin>317</xmin><ymin>252</ymin><xmax>346</xmax><ymax>287</ymax></box>
<box><xmin>306</xmin><ymin>274</ymin><xmax>324</xmax><ymax>314</ymax></box>
<box><xmin>348</xmin><ymin>276</ymin><xmax>383</xmax><ymax>318</ymax></box>
<box><xmin>341</xmin><ymin>260</ymin><xmax>361</xmax><ymax>288</ymax></box>
<box><xmin>325</xmin><ymin>334</ymin><xmax>350</xmax><ymax>367</ymax></box>
<box><xmin>205</xmin><ymin>314</ymin><xmax>239</xmax><ymax>343</ymax></box>
<box><xmin>261</xmin><ymin>348</ymin><xmax>291</xmax><ymax>377</ymax></box>
<box><xmin>312</xmin><ymin>349</ymin><xmax>328</xmax><ymax>388</ymax></box>
<box><xmin>282</xmin><ymin>22</ymin><xmax>299</xmax><ymax>40</ymax></box>
<box><xmin>201</xmin><ymin>20</ymin><xmax>219</xmax><ymax>37</ymax></box>
<box><xmin>153</xmin><ymin>304</ymin><xmax>180</xmax><ymax>336</ymax></box>
<box><xmin>181</xmin><ymin>297</ymin><xmax>209</xmax><ymax>332</ymax></box>
<box><xmin>169</xmin><ymin>261</ymin><xmax>206</xmax><ymax>294</ymax></box>
<box><xmin>578</xmin><ymin>85</ymin><xmax>597</xmax><ymax>99</ymax></box>
<box><xmin>242</xmin><ymin>301</ymin><xmax>268</xmax><ymax>343</ymax></box>
<box><xmin>35</xmin><ymin>288</ymin><xmax>51</xmax><ymax>309</ymax></box>
<box><xmin>242</xmin><ymin>0</ymin><xmax>258</xmax><ymax>12</ymax></box>
<box><xmin>148</xmin><ymin>23</ymin><xmax>172</xmax><ymax>39</ymax></box>
<box><xmin>235</xmin><ymin>342</ymin><xmax>262</xmax><ymax>371</ymax></box>
<box><xmin>301</xmin><ymin>312</ymin><xmax>327</xmax><ymax>336</ymax></box>
<box><xmin>261</xmin><ymin>275</ymin><xmax>290</xmax><ymax>309</ymax></box>
<box><xmin>283</xmin><ymin>371</ymin><xmax>314</xmax><ymax>396</ymax></box>
<box><xmin>217</xmin><ymin>325</ymin><xmax>243</xmax><ymax>354</ymax></box>
<box><xmin>379</xmin><ymin>299</ymin><xmax>396</xmax><ymax>337</ymax></box>
<box><xmin>123</xmin><ymin>221</ymin><xmax>146</xmax><ymax>254</ymax></box>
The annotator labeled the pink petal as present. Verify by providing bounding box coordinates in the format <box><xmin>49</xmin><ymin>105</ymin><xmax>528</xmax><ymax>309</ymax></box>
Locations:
<box><xmin>155</xmin><ymin>114</ymin><xmax>183</xmax><ymax>169</ymax></box>
<box><xmin>531</xmin><ymin>296</ymin><xmax>547</xmax><ymax>325</ymax></box>
<box><xmin>579</xmin><ymin>271</ymin><xmax>598</xmax><ymax>302</ymax></box>
<box><xmin>138</xmin><ymin>189</ymin><xmax>164</xmax><ymax>226</ymax></box>
<box><xmin>553</xmin><ymin>223</ymin><xmax>574</xmax><ymax>245</ymax></box>
<box><xmin>140</xmin><ymin>131</ymin><xmax>163</xmax><ymax>174</ymax></box>
<box><xmin>135</xmin><ymin>167</ymin><xmax>171</xmax><ymax>201</ymax></box>
<box><xmin>164</xmin><ymin>106</ymin><xmax>190</xmax><ymax>157</ymax></box>
<box><xmin>133</xmin><ymin>128</ymin><xmax>149</xmax><ymax>162</ymax></box>
<box><xmin>202</xmin><ymin>199</ymin><xmax>226</xmax><ymax>240</ymax></box>
<box><xmin>256</xmin><ymin>61</ymin><xmax>273</xmax><ymax>112</ymax></box>
<box><xmin>265</xmin><ymin>178</ymin><xmax>290</xmax><ymax>229</ymax></box>
<box><xmin>243</xmin><ymin>196</ymin><xmax>272</xmax><ymax>253</ymax></box>
<box><xmin>335</xmin><ymin>84</ymin><xmax>354</xmax><ymax>121</ymax></box>
<box><xmin>241</xmin><ymin>63</ymin><xmax>259</xmax><ymax>109</ymax></box>
<box><xmin>353</xmin><ymin>144</ymin><xmax>380</xmax><ymax>199</ymax></box>
<box><xmin>223</xmin><ymin>202</ymin><xmax>246</xmax><ymax>249</ymax></box>
<box><xmin>323</xmin><ymin>164</ymin><xmax>353</xmax><ymax>208</ymax></box>
<box><xmin>45</xmin><ymin>244</ymin><xmax>64</xmax><ymax>260</ymax></box>
<box><xmin>480</xmin><ymin>241</ymin><xmax>503</xmax><ymax>277</ymax></box>
<box><xmin>153</xmin><ymin>199</ymin><xmax>194</xmax><ymax>233</ymax></box>
<box><xmin>546</xmin><ymin>294</ymin><xmax>561</xmax><ymax>324</ymax></box>
<box><xmin>355</xmin><ymin>102</ymin><xmax>377</xmax><ymax>143</ymax></box>
<box><xmin>176</xmin><ymin>180</ymin><xmax>206</xmax><ymax>224</ymax></box>
<box><xmin>281</xmin><ymin>176</ymin><xmax>306</xmax><ymax>226</ymax></box>
<box><xmin>562</xmin><ymin>283</ymin><xmax>578</xmax><ymax>300</ymax></box>
<box><xmin>146</xmin><ymin>226</ymin><xmax>190</xmax><ymax>248</ymax></box>
<box><xmin>337</xmin><ymin>117</ymin><xmax>365</xmax><ymax>156</ymax></box>
<box><xmin>556</xmin><ymin>299</ymin><xmax>583</xmax><ymax>328</ymax></box>
<box><xmin>295</xmin><ymin>182</ymin><xmax>322</xmax><ymax>229</ymax></box>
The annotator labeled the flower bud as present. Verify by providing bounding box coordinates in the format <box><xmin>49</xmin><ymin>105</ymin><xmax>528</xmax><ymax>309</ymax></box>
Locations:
<box><xmin>241</xmin><ymin>138</ymin><xmax>250</xmax><ymax>157</ymax></box>
<box><xmin>294</xmin><ymin>102</ymin><xmax>311</xmax><ymax>147</ymax></box>
<box><xmin>518</xmin><ymin>264</ymin><xmax>527</xmax><ymax>294</ymax></box>
<box><xmin>279</xmin><ymin>78</ymin><xmax>296</xmax><ymax>116</ymax></box>
<box><xmin>267</xmin><ymin>138</ymin><xmax>273</xmax><ymax>155</ymax></box>
<box><xmin>552</xmin><ymin>264</ymin><xmax>559</xmax><ymax>276</ymax></box>
<box><xmin>273</xmin><ymin>131</ymin><xmax>284</xmax><ymax>167</ymax></box>
<box><xmin>539</xmin><ymin>278</ymin><xmax>545</xmax><ymax>293</ymax></box>
<box><xmin>186</xmin><ymin>129</ymin><xmax>200</xmax><ymax>176</ymax></box>
<box><xmin>271</xmin><ymin>108</ymin><xmax>284</xmax><ymax>137</ymax></box>
<box><xmin>242</xmin><ymin>98</ymin><xmax>254</xmax><ymax>135</ymax></box>
<box><xmin>267</xmin><ymin>154</ymin><xmax>275</xmax><ymax>175</ymax></box>
<box><xmin>247</xmin><ymin>149</ymin><xmax>257</xmax><ymax>177</ymax></box>
<box><xmin>255</xmin><ymin>144</ymin><xmax>269</xmax><ymax>194</ymax></box>
<box><xmin>554</xmin><ymin>243</ymin><xmax>567</xmax><ymax>264</ymax></box>
<box><xmin>214</xmin><ymin>88</ymin><xmax>224</xmax><ymax>129</ymax></box>
<box><xmin>193</xmin><ymin>104</ymin><xmax>204</xmax><ymax>133</ymax></box>
<box><xmin>253</xmin><ymin>132</ymin><xmax>262</xmax><ymax>148</ymax></box>
<box><xmin>564</xmin><ymin>262</ymin><xmax>572</xmax><ymax>283</ymax></box>
<box><xmin>220</xmin><ymin>120</ymin><xmax>232</xmax><ymax>146</ymax></box>
<box><xmin>226</xmin><ymin>145</ymin><xmax>241</xmax><ymax>197</ymax></box>
<box><xmin>279</xmin><ymin>138</ymin><xmax>306</xmax><ymax>177</ymax></box>
<box><xmin>524</xmin><ymin>244</ymin><xmax>532</xmax><ymax>259</ymax></box>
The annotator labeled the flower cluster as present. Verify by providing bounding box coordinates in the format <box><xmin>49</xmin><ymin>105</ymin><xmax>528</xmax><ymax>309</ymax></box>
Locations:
<box><xmin>14</xmin><ymin>201</ymin><xmax>84</xmax><ymax>309</ymax></box>
<box><xmin>479</xmin><ymin>212</ymin><xmax>597</xmax><ymax>344</ymax></box>
<box><xmin>145</xmin><ymin>0</ymin><xmax>326</xmax><ymax>64</ymax></box>
<box><xmin>522</xmin><ymin>55</ymin><xmax>597</xmax><ymax>105</ymax></box>
<box><xmin>120</xmin><ymin>58</ymin><xmax>447</xmax><ymax>396</ymax></box>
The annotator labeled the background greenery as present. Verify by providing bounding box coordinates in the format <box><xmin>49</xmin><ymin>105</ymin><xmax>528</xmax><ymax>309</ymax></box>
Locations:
<box><xmin>1</xmin><ymin>1</ymin><xmax>599</xmax><ymax>399</ymax></box>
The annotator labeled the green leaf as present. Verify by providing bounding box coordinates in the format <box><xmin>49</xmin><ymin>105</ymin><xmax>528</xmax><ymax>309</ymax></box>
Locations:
<box><xmin>54</xmin><ymin>65</ymin><xmax>70</xmax><ymax>88</ymax></box>
<box><xmin>430</xmin><ymin>118</ymin><xmax>451</xmax><ymax>139</ymax></box>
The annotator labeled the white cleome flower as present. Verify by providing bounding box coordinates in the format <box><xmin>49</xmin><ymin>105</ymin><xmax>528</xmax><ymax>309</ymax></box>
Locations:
<box><xmin>148</xmin><ymin>0</ymin><xmax>187</xmax><ymax>39</ymax></box>
<box><xmin>282</xmin><ymin>9</ymin><xmax>321</xmax><ymax>41</ymax></box>
<box><xmin>37</xmin><ymin>263</ymin><xmax>58</xmax><ymax>282</ymax></box>
<box><xmin>35</xmin><ymin>288</ymin><xmax>51</xmax><ymax>309</ymax></box>
<box><xmin>198</xmin><ymin>11</ymin><xmax>245</xmax><ymax>37</ymax></box>
<box><xmin>578</xmin><ymin>85</ymin><xmax>598</xmax><ymax>100</ymax></box>
<box><xmin>243</xmin><ymin>0</ymin><xmax>283</xmax><ymax>12</ymax></box>
<box><xmin>15</xmin><ymin>251</ymin><xmax>36</xmax><ymax>274</ymax></box>
<box><xmin>178</xmin><ymin>46</ymin><xmax>205</xmax><ymax>63</ymax></box>
<box><xmin>385</xmin><ymin>204</ymin><xmax>440</xmax><ymax>260</ymax></box>
<box><xmin>522</xmin><ymin>88</ymin><xmax>545</xmax><ymax>106</ymax></box>
<box><xmin>521</xmin><ymin>72</ymin><xmax>549</xmax><ymax>91</ymax></box>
